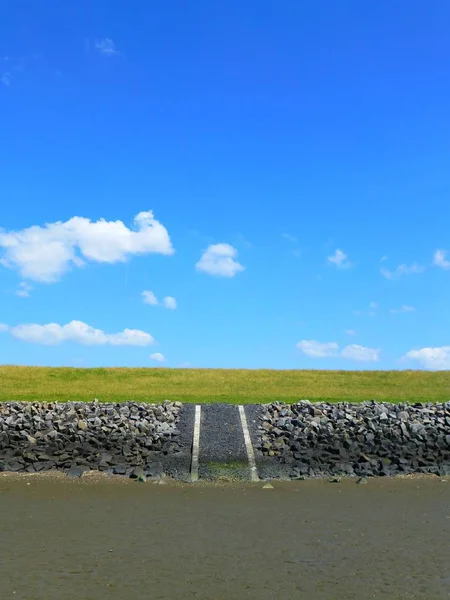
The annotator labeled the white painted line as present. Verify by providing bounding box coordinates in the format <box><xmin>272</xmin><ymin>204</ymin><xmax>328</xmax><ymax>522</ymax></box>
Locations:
<box><xmin>238</xmin><ymin>405</ymin><xmax>259</xmax><ymax>482</ymax></box>
<box><xmin>191</xmin><ymin>405</ymin><xmax>201</xmax><ymax>482</ymax></box>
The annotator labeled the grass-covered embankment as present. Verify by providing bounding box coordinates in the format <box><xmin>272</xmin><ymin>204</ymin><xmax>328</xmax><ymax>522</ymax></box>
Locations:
<box><xmin>0</xmin><ymin>366</ymin><xmax>449</xmax><ymax>404</ymax></box>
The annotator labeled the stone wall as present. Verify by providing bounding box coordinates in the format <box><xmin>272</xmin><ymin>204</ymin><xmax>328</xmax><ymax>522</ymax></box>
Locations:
<box><xmin>0</xmin><ymin>400</ymin><xmax>184</xmax><ymax>478</ymax></box>
<box><xmin>1</xmin><ymin>399</ymin><xmax>449</xmax><ymax>480</ymax></box>
<box><xmin>254</xmin><ymin>400</ymin><xmax>450</xmax><ymax>478</ymax></box>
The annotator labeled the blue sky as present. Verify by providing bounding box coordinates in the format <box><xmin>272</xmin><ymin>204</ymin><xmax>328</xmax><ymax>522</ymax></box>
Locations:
<box><xmin>1</xmin><ymin>1</ymin><xmax>450</xmax><ymax>370</ymax></box>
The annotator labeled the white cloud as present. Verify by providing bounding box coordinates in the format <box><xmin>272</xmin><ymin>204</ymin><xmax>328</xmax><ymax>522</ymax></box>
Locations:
<box><xmin>282</xmin><ymin>233</ymin><xmax>301</xmax><ymax>257</ymax></box>
<box><xmin>282</xmin><ymin>233</ymin><xmax>297</xmax><ymax>243</ymax></box>
<box><xmin>403</xmin><ymin>346</ymin><xmax>450</xmax><ymax>370</ymax></box>
<box><xmin>0</xmin><ymin>210</ymin><xmax>173</xmax><ymax>283</ymax></box>
<box><xmin>355</xmin><ymin>302</ymin><xmax>378</xmax><ymax>318</ymax></box>
<box><xmin>390</xmin><ymin>305</ymin><xmax>416</xmax><ymax>314</ymax></box>
<box><xmin>1</xmin><ymin>55</ymin><xmax>30</xmax><ymax>87</ymax></box>
<box><xmin>433</xmin><ymin>249</ymin><xmax>450</xmax><ymax>270</ymax></box>
<box><xmin>107</xmin><ymin>329</ymin><xmax>153</xmax><ymax>346</ymax></box>
<box><xmin>297</xmin><ymin>340</ymin><xmax>379</xmax><ymax>362</ymax></box>
<box><xmin>142</xmin><ymin>291</ymin><xmax>177</xmax><ymax>310</ymax></box>
<box><xmin>232</xmin><ymin>232</ymin><xmax>253</xmax><ymax>249</ymax></box>
<box><xmin>0</xmin><ymin>323</ymin><xmax>9</xmax><ymax>332</ymax></box>
<box><xmin>381</xmin><ymin>263</ymin><xmax>424</xmax><ymax>280</ymax></box>
<box><xmin>340</xmin><ymin>344</ymin><xmax>380</xmax><ymax>362</ymax></box>
<box><xmin>163</xmin><ymin>296</ymin><xmax>177</xmax><ymax>310</ymax></box>
<box><xmin>327</xmin><ymin>249</ymin><xmax>351</xmax><ymax>269</ymax></box>
<box><xmin>1</xmin><ymin>72</ymin><xmax>11</xmax><ymax>86</ymax></box>
<box><xmin>16</xmin><ymin>281</ymin><xmax>33</xmax><ymax>298</ymax></box>
<box><xmin>380</xmin><ymin>268</ymin><xmax>393</xmax><ymax>280</ymax></box>
<box><xmin>296</xmin><ymin>340</ymin><xmax>339</xmax><ymax>358</ymax></box>
<box><xmin>95</xmin><ymin>38</ymin><xmax>117</xmax><ymax>56</ymax></box>
<box><xmin>142</xmin><ymin>290</ymin><xmax>158</xmax><ymax>305</ymax></box>
<box><xmin>9</xmin><ymin>320</ymin><xmax>154</xmax><ymax>346</ymax></box>
<box><xmin>345</xmin><ymin>329</ymin><xmax>356</xmax><ymax>336</ymax></box>
<box><xmin>150</xmin><ymin>352</ymin><xmax>165</xmax><ymax>362</ymax></box>
<box><xmin>196</xmin><ymin>243</ymin><xmax>244</xmax><ymax>278</ymax></box>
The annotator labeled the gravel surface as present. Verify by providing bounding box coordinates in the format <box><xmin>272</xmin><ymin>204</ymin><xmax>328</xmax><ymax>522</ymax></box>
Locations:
<box><xmin>198</xmin><ymin>404</ymin><xmax>249</xmax><ymax>481</ymax></box>
<box><xmin>164</xmin><ymin>403</ymin><xmax>195</xmax><ymax>481</ymax></box>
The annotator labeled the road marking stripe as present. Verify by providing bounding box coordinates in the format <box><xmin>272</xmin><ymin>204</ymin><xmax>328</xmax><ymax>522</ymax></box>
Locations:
<box><xmin>191</xmin><ymin>405</ymin><xmax>201</xmax><ymax>482</ymax></box>
<box><xmin>238</xmin><ymin>405</ymin><xmax>259</xmax><ymax>481</ymax></box>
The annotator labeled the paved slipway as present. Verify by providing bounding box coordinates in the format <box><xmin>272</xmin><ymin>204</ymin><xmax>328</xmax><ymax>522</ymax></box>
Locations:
<box><xmin>198</xmin><ymin>404</ymin><xmax>250</xmax><ymax>481</ymax></box>
<box><xmin>0</xmin><ymin>400</ymin><xmax>449</xmax><ymax>481</ymax></box>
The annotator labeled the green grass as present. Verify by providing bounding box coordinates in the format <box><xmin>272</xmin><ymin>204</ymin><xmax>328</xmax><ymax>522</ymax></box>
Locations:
<box><xmin>205</xmin><ymin>461</ymin><xmax>250</xmax><ymax>481</ymax></box>
<box><xmin>0</xmin><ymin>366</ymin><xmax>449</xmax><ymax>404</ymax></box>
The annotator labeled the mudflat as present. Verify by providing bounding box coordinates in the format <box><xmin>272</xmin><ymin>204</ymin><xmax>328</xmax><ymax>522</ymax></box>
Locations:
<box><xmin>0</xmin><ymin>474</ymin><xmax>449</xmax><ymax>600</ymax></box>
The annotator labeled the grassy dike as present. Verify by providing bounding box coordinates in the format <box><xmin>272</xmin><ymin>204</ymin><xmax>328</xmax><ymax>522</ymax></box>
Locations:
<box><xmin>0</xmin><ymin>366</ymin><xmax>449</xmax><ymax>403</ymax></box>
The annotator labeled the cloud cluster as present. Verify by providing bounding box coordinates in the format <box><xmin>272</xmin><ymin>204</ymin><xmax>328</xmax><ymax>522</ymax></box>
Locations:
<box><xmin>5</xmin><ymin>320</ymin><xmax>154</xmax><ymax>346</ymax></box>
<box><xmin>141</xmin><ymin>291</ymin><xmax>177</xmax><ymax>309</ymax></box>
<box><xmin>16</xmin><ymin>281</ymin><xmax>33</xmax><ymax>298</ymax></box>
<box><xmin>433</xmin><ymin>249</ymin><xmax>450</xmax><ymax>269</ymax></box>
<box><xmin>196</xmin><ymin>243</ymin><xmax>244</xmax><ymax>277</ymax></box>
<box><xmin>354</xmin><ymin>301</ymin><xmax>378</xmax><ymax>318</ymax></box>
<box><xmin>282</xmin><ymin>233</ymin><xmax>301</xmax><ymax>257</ymax></box>
<box><xmin>403</xmin><ymin>346</ymin><xmax>450</xmax><ymax>370</ymax></box>
<box><xmin>296</xmin><ymin>340</ymin><xmax>379</xmax><ymax>362</ymax></box>
<box><xmin>162</xmin><ymin>296</ymin><xmax>177</xmax><ymax>310</ymax></box>
<box><xmin>380</xmin><ymin>263</ymin><xmax>424</xmax><ymax>280</ymax></box>
<box><xmin>1</xmin><ymin>55</ymin><xmax>27</xmax><ymax>87</ymax></box>
<box><xmin>282</xmin><ymin>233</ymin><xmax>297</xmax><ymax>243</ymax></box>
<box><xmin>142</xmin><ymin>290</ymin><xmax>158</xmax><ymax>305</ymax></box>
<box><xmin>390</xmin><ymin>305</ymin><xmax>415</xmax><ymax>314</ymax></box>
<box><xmin>296</xmin><ymin>340</ymin><xmax>339</xmax><ymax>358</ymax></box>
<box><xmin>340</xmin><ymin>344</ymin><xmax>379</xmax><ymax>362</ymax></box>
<box><xmin>149</xmin><ymin>352</ymin><xmax>165</xmax><ymax>362</ymax></box>
<box><xmin>95</xmin><ymin>38</ymin><xmax>117</xmax><ymax>56</ymax></box>
<box><xmin>0</xmin><ymin>211</ymin><xmax>173</xmax><ymax>282</ymax></box>
<box><xmin>327</xmin><ymin>249</ymin><xmax>351</xmax><ymax>269</ymax></box>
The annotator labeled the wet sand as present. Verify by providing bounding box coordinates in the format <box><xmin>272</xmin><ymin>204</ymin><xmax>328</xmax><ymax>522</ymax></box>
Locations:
<box><xmin>0</xmin><ymin>473</ymin><xmax>449</xmax><ymax>600</ymax></box>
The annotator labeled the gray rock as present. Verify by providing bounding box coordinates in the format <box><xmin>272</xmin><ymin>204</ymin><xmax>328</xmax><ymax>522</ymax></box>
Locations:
<box><xmin>113</xmin><ymin>464</ymin><xmax>127</xmax><ymax>475</ymax></box>
<box><xmin>130</xmin><ymin>466</ymin><xmax>145</xmax><ymax>479</ymax></box>
<box><xmin>9</xmin><ymin>462</ymin><xmax>24</xmax><ymax>472</ymax></box>
<box><xmin>67</xmin><ymin>466</ymin><xmax>84</xmax><ymax>478</ymax></box>
<box><xmin>146</xmin><ymin>459</ymin><xmax>163</xmax><ymax>477</ymax></box>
